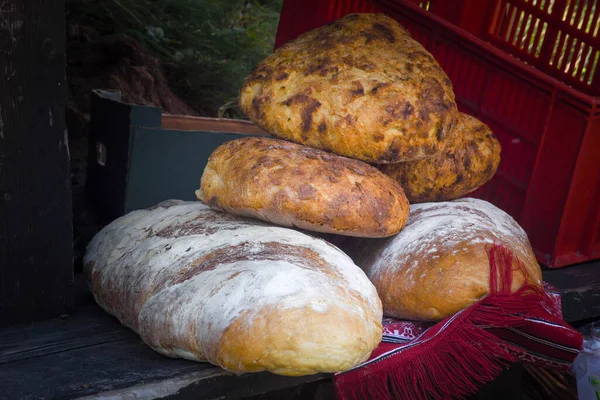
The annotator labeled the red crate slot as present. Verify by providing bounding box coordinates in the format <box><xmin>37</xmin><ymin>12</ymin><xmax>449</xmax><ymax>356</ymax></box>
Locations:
<box><xmin>485</xmin><ymin>0</ymin><xmax>600</xmax><ymax>96</ymax></box>
<box><xmin>276</xmin><ymin>0</ymin><xmax>600</xmax><ymax>267</ymax></box>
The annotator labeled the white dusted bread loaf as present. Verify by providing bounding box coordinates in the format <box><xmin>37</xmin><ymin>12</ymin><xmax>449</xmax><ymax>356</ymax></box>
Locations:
<box><xmin>335</xmin><ymin>198</ymin><xmax>542</xmax><ymax>322</ymax></box>
<box><xmin>83</xmin><ymin>200</ymin><xmax>383</xmax><ymax>376</ymax></box>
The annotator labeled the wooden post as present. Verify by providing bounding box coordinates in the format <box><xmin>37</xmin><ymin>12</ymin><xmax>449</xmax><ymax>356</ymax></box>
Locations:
<box><xmin>0</xmin><ymin>0</ymin><xmax>73</xmax><ymax>326</ymax></box>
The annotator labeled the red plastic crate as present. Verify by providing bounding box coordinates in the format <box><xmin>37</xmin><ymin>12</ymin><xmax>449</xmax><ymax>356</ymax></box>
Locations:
<box><xmin>275</xmin><ymin>0</ymin><xmax>600</xmax><ymax>268</ymax></box>
<box><xmin>276</xmin><ymin>0</ymin><xmax>600</xmax><ymax>94</ymax></box>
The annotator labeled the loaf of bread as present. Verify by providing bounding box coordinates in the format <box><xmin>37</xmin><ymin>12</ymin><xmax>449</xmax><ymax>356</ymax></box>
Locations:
<box><xmin>379</xmin><ymin>113</ymin><xmax>501</xmax><ymax>203</ymax></box>
<box><xmin>239</xmin><ymin>13</ymin><xmax>458</xmax><ymax>163</ymax></box>
<box><xmin>83</xmin><ymin>200</ymin><xmax>383</xmax><ymax>376</ymax></box>
<box><xmin>336</xmin><ymin>198</ymin><xmax>542</xmax><ymax>321</ymax></box>
<box><xmin>196</xmin><ymin>137</ymin><xmax>410</xmax><ymax>237</ymax></box>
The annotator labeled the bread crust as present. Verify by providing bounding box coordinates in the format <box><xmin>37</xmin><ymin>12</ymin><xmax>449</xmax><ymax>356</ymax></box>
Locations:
<box><xmin>335</xmin><ymin>198</ymin><xmax>543</xmax><ymax>321</ymax></box>
<box><xmin>197</xmin><ymin>136</ymin><xmax>410</xmax><ymax>237</ymax></box>
<box><xmin>379</xmin><ymin>113</ymin><xmax>501</xmax><ymax>202</ymax></box>
<box><xmin>239</xmin><ymin>13</ymin><xmax>458</xmax><ymax>163</ymax></box>
<box><xmin>84</xmin><ymin>201</ymin><xmax>383</xmax><ymax>375</ymax></box>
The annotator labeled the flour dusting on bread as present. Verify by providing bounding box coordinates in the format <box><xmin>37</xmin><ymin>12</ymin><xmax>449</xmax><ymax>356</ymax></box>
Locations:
<box><xmin>372</xmin><ymin>198</ymin><xmax>530</xmax><ymax>280</ymax></box>
<box><xmin>84</xmin><ymin>200</ymin><xmax>382</xmax><ymax>374</ymax></box>
<box><xmin>337</xmin><ymin>197</ymin><xmax>542</xmax><ymax>321</ymax></box>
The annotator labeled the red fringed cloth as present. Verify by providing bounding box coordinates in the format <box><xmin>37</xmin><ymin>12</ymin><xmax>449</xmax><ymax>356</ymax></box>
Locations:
<box><xmin>334</xmin><ymin>244</ymin><xmax>584</xmax><ymax>400</ymax></box>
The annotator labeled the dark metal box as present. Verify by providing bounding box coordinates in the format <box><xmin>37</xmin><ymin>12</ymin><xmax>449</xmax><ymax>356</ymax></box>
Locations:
<box><xmin>86</xmin><ymin>90</ymin><xmax>267</xmax><ymax>218</ymax></box>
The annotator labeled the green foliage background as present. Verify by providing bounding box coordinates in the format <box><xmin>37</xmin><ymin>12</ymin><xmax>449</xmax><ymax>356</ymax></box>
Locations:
<box><xmin>66</xmin><ymin>0</ymin><xmax>283</xmax><ymax>118</ymax></box>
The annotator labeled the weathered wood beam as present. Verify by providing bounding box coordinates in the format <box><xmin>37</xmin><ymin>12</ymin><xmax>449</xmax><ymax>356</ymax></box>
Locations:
<box><xmin>0</xmin><ymin>0</ymin><xmax>73</xmax><ymax>326</ymax></box>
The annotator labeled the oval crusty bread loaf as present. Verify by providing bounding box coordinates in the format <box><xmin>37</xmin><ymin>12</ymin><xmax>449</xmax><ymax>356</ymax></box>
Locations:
<box><xmin>379</xmin><ymin>113</ymin><xmax>501</xmax><ymax>203</ymax></box>
<box><xmin>196</xmin><ymin>136</ymin><xmax>410</xmax><ymax>238</ymax></box>
<box><xmin>83</xmin><ymin>200</ymin><xmax>383</xmax><ymax>376</ymax></box>
<box><xmin>239</xmin><ymin>13</ymin><xmax>458</xmax><ymax>163</ymax></box>
<box><xmin>335</xmin><ymin>198</ymin><xmax>542</xmax><ymax>322</ymax></box>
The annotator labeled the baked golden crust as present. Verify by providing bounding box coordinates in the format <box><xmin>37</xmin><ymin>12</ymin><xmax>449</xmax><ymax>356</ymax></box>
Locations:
<box><xmin>197</xmin><ymin>136</ymin><xmax>410</xmax><ymax>237</ymax></box>
<box><xmin>84</xmin><ymin>200</ymin><xmax>384</xmax><ymax>376</ymax></box>
<box><xmin>379</xmin><ymin>113</ymin><xmax>501</xmax><ymax>202</ymax></box>
<box><xmin>333</xmin><ymin>198</ymin><xmax>543</xmax><ymax>322</ymax></box>
<box><xmin>217</xmin><ymin>300</ymin><xmax>382</xmax><ymax>376</ymax></box>
<box><xmin>239</xmin><ymin>13</ymin><xmax>458</xmax><ymax>163</ymax></box>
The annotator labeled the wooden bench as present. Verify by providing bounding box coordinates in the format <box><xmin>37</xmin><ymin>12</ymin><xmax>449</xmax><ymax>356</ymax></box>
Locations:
<box><xmin>0</xmin><ymin>276</ymin><xmax>329</xmax><ymax>400</ymax></box>
<box><xmin>2</xmin><ymin>260</ymin><xmax>598</xmax><ymax>400</ymax></box>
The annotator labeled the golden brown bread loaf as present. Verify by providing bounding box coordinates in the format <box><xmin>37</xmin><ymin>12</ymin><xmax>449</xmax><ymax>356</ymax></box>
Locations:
<box><xmin>335</xmin><ymin>198</ymin><xmax>542</xmax><ymax>321</ymax></box>
<box><xmin>196</xmin><ymin>136</ymin><xmax>410</xmax><ymax>237</ymax></box>
<box><xmin>83</xmin><ymin>200</ymin><xmax>383</xmax><ymax>376</ymax></box>
<box><xmin>239</xmin><ymin>13</ymin><xmax>458</xmax><ymax>163</ymax></box>
<box><xmin>379</xmin><ymin>113</ymin><xmax>501</xmax><ymax>203</ymax></box>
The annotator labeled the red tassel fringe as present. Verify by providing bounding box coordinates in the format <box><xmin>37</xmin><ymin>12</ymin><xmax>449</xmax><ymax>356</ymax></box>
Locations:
<box><xmin>489</xmin><ymin>242</ymin><xmax>517</xmax><ymax>293</ymax></box>
<box><xmin>334</xmin><ymin>243</ymin><xmax>560</xmax><ymax>400</ymax></box>
<box><xmin>486</xmin><ymin>243</ymin><xmax>557</xmax><ymax>317</ymax></box>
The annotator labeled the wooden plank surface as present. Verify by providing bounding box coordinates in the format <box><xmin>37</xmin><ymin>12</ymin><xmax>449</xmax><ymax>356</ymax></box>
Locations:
<box><xmin>0</xmin><ymin>288</ymin><xmax>123</xmax><ymax>365</ymax></box>
<box><xmin>542</xmin><ymin>259</ymin><xmax>600</xmax><ymax>323</ymax></box>
<box><xmin>1</xmin><ymin>334</ymin><xmax>326</xmax><ymax>400</ymax></box>
<box><xmin>0</xmin><ymin>278</ymin><xmax>327</xmax><ymax>400</ymax></box>
<box><xmin>0</xmin><ymin>0</ymin><xmax>73</xmax><ymax>326</ymax></box>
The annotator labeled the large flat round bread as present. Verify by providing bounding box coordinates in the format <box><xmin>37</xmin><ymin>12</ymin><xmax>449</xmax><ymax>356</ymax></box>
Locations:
<box><xmin>379</xmin><ymin>113</ymin><xmax>501</xmax><ymax>202</ymax></box>
<box><xmin>196</xmin><ymin>137</ymin><xmax>409</xmax><ymax>237</ymax></box>
<box><xmin>239</xmin><ymin>13</ymin><xmax>459</xmax><ymax>163</ymax></box>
